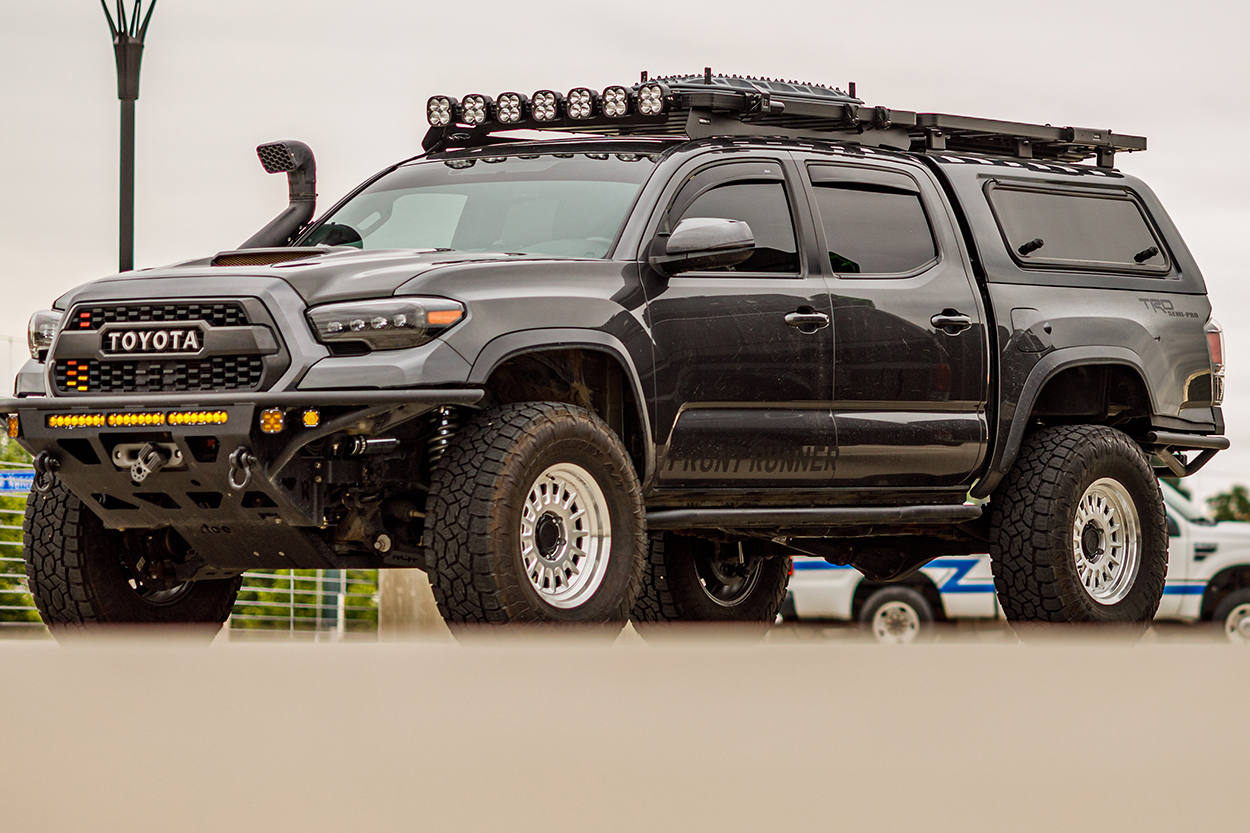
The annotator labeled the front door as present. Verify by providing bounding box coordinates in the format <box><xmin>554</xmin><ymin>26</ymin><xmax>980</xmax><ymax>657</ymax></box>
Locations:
<box><xmin>643</xmin><ymin>155</ymin><xmax>836</xmax><ymax>489</ymax></box>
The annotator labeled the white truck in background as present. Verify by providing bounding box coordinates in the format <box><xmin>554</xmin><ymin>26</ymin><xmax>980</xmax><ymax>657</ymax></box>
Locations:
<box><xmin>784</xmin><ymin>481</ymin><xmax>1250</xmax><ymax>643</ymax></box>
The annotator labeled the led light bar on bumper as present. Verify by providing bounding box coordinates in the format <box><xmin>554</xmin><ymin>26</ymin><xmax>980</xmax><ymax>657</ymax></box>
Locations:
<box><xmin>307</xmin><ymin>297</ymin><xmax>465</xmax><ymax>351</ymax></box>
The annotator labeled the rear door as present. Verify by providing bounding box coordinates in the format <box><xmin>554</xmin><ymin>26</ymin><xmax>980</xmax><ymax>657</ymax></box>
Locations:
<box><xmin>796</xmin><ymin>154</ymin><xmax>990</xmax><ymax>489</ymax></box>
<box><xmin>641</xmin><ymin>153</ymin><xmax>837</xmax><ymax>489</ymax></box>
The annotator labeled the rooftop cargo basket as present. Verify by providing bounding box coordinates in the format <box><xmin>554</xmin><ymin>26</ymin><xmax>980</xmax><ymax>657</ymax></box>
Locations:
<box><xmin>422</xmin><ymin>71</ymin><xmax>1146</xmax><ymax>168</ymax></box>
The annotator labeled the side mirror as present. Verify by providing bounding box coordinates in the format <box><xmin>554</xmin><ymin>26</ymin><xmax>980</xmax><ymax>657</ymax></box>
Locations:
<box><xmin>1166</xmin><ymin>514</ymin><xmax>1180</xmax><ymax>537</ymax></box>
<box><xmin>649</xmin><ymin>217</ymin><xmax>754</xmax><ymax>275</ymax></box>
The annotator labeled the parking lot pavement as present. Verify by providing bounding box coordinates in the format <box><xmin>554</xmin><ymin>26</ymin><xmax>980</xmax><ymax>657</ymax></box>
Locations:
<box><xmin>0</xmin><ymin>634</ymin><xmax>1244</xmax><ymax>833</ymax></box>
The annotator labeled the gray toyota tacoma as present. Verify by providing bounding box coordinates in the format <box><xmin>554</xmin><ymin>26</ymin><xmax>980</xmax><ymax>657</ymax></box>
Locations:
<box><xmin>3</xmin><ymin>74</ymin><xmax>1228</xmax><ymax>636</ymax></box>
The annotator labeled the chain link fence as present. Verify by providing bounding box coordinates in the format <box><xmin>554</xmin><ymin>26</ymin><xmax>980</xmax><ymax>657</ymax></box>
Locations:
<box><xmin>0</xmin><ymin>446</ymin><xmax>378</xmax><ymax>639</ymax></box>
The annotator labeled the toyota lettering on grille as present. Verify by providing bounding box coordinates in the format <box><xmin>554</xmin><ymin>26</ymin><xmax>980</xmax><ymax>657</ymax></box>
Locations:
<box><xmin>101</xmin><ymin>326</ymin><xmax>204</xmax><ymax>355</ymax></box>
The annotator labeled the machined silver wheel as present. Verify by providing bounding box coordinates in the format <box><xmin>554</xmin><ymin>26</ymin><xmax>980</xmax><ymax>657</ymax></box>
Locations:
<box><xmin>871</xmin><ymin>600</ymin><xmax>922</xmax><ymax>644</ymax></box>
<box><xmin>519</xmin><ymin>462</ymin><xmax>612</xmax><ymax>610</ymax></box>
<box><xmin>1071</xmin><ymin>477</ymin><xmax>1142</xmax><ymax>606</ymax></box>
<box><xmin>1223</xmin><ymin>603</ymin><xmax>1250</xmax><ymax>644</ymax></box>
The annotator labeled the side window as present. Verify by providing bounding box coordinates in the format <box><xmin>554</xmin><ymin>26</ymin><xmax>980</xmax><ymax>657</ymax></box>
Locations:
<box><xmin>987</xmin><ymin>185</ymin><xmax>1167</xmax><ymax>273</ymax></box>
<box><xmin>808</xmin><ymin>168</ymin><xmax>936</xmax><ymax>276</ymax></box>
<box><xmin>674</xmin><ymin>180</ymin><xmax>800</xmax><ymax>273</ymax></box>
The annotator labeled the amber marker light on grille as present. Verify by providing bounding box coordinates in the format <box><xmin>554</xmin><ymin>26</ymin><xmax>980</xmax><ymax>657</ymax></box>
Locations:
<box><xmin>260</xmin><ymin>408</ymin><xmax>285</xmax><ymax>434</ymax></box>
<box><xmin>7</xmin><ymin>416</ymin><xmax>19</xmax><ymax>438</ymax></box>
<box><xmin>302</xmin><ymin>410</ymin><xmax>321</xmax><ymax>428</ymax></box>
<box><xmin>168</xmin><ymin>411</ymin><xmax>228</xmax><ymax>426</ymax></box>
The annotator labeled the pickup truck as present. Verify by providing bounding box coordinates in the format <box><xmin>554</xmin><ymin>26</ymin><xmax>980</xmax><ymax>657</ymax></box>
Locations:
<box><xmin>1</xmin><ymin>73</ymin><xmax>1228</xmax><ymax>637</ymax></box>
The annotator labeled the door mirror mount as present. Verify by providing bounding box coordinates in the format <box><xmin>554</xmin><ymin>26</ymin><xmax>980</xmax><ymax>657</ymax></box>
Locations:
<box><xmin>649</xmin><ymin>217</ymin><xmax>755</xmax><ymax>276</ymax></box>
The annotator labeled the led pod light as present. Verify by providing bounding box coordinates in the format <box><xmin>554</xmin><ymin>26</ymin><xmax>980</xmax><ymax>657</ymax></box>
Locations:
<box><xmin>460</xmin><ymin>94</ymin><xmax>492</xmax><ymax>126</ymax></box>
<box><xmin>601</xmin><ymin>85</ymin><xmax>631</xmax><ymax>117</ymax></box>
<box><xmin>495</xmin><ymin>92</ymin><xmax>528</xmax><ymax>125</ymax></box>
<box><xmin>636</xmin><ymin>82</ymin><xmax>667</xmax><ymax>116</ymax></box>
<box><xmin>531</xmin><ymin>90</ymin><xmax>563</xmax><ymax>122</ymax></box>
<box><xmin>307</xmin><ymin>298</ymin><xmax>465</xmax><ymax>352</ymax></box>
<box><xmin>566</xmin><ymin>87</ymin><xmax>596</xmax><ymax>119</ymax></box>
<box><xmin>427</xmin><ymin>95</ymin><xmax>458</xmax><ymax>127</ymax></box>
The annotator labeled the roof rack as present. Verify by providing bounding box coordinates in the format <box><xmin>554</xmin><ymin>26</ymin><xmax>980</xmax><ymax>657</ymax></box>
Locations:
<box><xmin>422</xmin><ymin>72</ymin><xmax>1146</xmax><ymax>168</ymax></box>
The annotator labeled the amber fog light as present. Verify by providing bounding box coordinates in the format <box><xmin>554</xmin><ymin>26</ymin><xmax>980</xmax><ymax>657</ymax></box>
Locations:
<box><xmin>7</xmin><ymin>415</ymin><xmax>19</xmax><ymax>439</ymax></box>
<box><xmin>259</xmin><ymin>408</ymin><xmax>285</xmax><ymax>434</ymax></box>
<box><xmin>302</xmin><ymin>410</ymin><xmax>321</xmax><ymax>429</ymax></box>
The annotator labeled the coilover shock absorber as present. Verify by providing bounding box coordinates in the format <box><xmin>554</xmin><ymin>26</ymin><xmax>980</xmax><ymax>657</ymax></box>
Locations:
<box><xmin>427</xmin><ymin>406</ymin><xmax>459</xmax><ymax>466</ymax></box>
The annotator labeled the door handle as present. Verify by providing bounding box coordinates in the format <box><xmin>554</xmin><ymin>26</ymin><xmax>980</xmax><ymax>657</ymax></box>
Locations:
<box><xmin>930</xmin><ymin>309</ymin><xmax>973</xmax><ymax>335</ymax></box>
<box><xmin>785</xmin><ymin>310</ymin><xmax>831</xmax><ymax>332</ymax></box>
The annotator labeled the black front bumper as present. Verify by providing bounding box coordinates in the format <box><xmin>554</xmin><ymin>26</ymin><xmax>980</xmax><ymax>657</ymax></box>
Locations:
<box><xmin>0</xmin><ymin>388</ymin><xmax>482</xmax><ymax>569</ymax></box>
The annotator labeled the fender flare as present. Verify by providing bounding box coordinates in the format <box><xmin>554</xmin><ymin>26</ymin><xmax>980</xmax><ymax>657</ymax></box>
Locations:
<box><xmin>467</xmin><ymin>329</ymin><xmax>655</xmax><ymax>483</ymax></box>
<box><xmin>970</xmin><ymin>346</ymin><xmax>1157</xmax><ymax>499</ymax></box>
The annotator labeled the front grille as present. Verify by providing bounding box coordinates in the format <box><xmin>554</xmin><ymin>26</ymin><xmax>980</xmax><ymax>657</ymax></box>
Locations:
<box><xmin>68</xmin><ymin>302</ymin><xmax>249</xmax><ymax>332</ymax></box>
<box><xmin>54</xmin><ymin>357</ymin><xmax>265</xmax><ymax>394</ymax></box>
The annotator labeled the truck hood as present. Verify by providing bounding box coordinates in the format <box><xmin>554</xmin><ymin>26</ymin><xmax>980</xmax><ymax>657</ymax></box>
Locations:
<box><xmin>59</xmin><ymin>248</ymin><xmax>579</xmax><ymax>307</ymax></box>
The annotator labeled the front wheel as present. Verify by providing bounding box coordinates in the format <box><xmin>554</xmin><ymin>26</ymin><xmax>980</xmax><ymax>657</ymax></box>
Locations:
<box><xmin>424</xmin><ymin>403</ymin><xmax>645</xmax><ymax>633</ymax></box>
<box><xmin>1213</xmin><ymin>589</ymin><xmax>1250</xmax><ymax>644</ymax></box>
<box><xmin>990</xmin><ymin>425</ymin><xmax>1167</xmax><ymax>633</ymax></box>
<box><xmin>23</xmin><ymin>481</ymin><xmax>241</xmax><ymax>635</ymax></box>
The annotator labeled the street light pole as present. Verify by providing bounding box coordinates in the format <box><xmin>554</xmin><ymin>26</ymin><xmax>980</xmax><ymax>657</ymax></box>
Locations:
<box><xmin>100</xmin><ymin>1</ymin><xmax>156</xmax><ymax>274</ymax></box>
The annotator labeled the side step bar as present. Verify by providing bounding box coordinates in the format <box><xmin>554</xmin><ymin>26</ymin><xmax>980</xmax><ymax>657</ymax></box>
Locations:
<box><xmin>646</xmin><ymin>504</ymin><xmax>982</xmax><ymax>530</ymax></box>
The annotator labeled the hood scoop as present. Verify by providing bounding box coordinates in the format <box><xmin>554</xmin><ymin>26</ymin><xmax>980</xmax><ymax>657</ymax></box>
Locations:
<box><xmin>211</xmin><ymin>247</ymin><xmax>330</xmax><ymax>268</ymax></box>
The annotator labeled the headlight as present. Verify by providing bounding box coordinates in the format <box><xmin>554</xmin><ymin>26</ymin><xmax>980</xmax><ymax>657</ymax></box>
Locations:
<box><xmin>307</xmin><ymin>298</ymin><xmax>465</xmax><ymax>352</ymax></box>
<box><xmin>28</xmin><ymin>310</ymin><xmax>62</xmax><ymax>361</ymax></box>
<box><xmin>566</xmin><ymin>87</ymin><xmax>596</xmax><ymax>119</ymax></box>
<box><xmin>496</xmin><ymin>92</ymin><xmax>527</xmax><ymax>124</ymax></box>
<box><xmin>602</xmin><ymin>86</ymin><xmax>630</xmax><ymax>117</ymax></box>
<box><xmin>460</xmin><ymin>94</ymin><xmax>491</xmax><ymax>126</ymax></box>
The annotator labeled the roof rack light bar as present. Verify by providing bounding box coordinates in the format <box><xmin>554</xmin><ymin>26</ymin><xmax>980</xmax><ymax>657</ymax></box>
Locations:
<box><xmin>421</xmin><ymin>73</ymin><xmax>1146</xmax><ymax>168</ymax></box>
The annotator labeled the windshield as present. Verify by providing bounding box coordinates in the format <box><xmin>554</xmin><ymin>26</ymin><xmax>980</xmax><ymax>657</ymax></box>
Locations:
<box><xmin>304</xmin><ymin>152</ymin><xmax>657</xmax><ymax>258</ymax></box>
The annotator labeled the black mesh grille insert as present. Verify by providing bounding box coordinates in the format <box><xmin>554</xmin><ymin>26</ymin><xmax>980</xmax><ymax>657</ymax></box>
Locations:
<box><xmin>69</xmin><ymin>302</ymin><xmax>248</xmax><ymax>332</ymax></box>
<box><xmin>54</xmin><ymin>357</ymin><xmax>265</xmax><ymax>394</ymax></box>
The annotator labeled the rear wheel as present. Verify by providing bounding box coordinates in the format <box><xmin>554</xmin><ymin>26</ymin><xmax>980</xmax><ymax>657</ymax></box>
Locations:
<box><xmin>990</xmin><ymin>425</ymin><xmax>1167</xmax><ymax>634</ymax></box>
<box><xmin>23</xmin><ymin>481</ymin><xmax>241</xmax><ymax>635</ymax></box>
<box><xmin>424</xmin><ymin>402</ymin><xmax>645</xmax><ymax>634</ymax></box>
<box><xmin>858</xmin><ymin>586</ymin><xmax>935</xmax><ymax>644</ymax></box>
<box><xmin>1213</xmin><ymin>589</ymin><xmax>1250</xmax><ymax>644</ymax></box>
<box><xmin>631</xmin><ymin>532</ymin><xmax>791</xmax><ymax>636</ymax></box>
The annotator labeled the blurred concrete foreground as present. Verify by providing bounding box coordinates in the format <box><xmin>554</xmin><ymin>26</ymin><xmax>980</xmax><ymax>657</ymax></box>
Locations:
<box><xmin>0</xmin><ymin>637</ymin><xmax>1244</xmax><ymax>832</ymax></box>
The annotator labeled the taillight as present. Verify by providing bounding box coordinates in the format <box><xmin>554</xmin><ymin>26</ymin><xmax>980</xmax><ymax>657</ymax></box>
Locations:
<box><xmin>1206</xmin><ymin>318</ymin><xmax>1225</xmax><ymax>405</ymax></box>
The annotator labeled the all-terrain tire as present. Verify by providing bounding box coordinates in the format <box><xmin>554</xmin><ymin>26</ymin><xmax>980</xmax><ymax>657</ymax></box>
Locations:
<box><xmin>424</xmin><ymin>402</ymin><xmax>645</xmax><ymax>633</ymax></box>
<box><xmin>989</xmin><ymin>425</ymin><xmax>1167</xmax><ymax>632</ymax></box>
<box><xmin>23</xmin><ymin>481</ymin><xmax>241</xmax><ymax>632</ymax></box>
<box><xmin>858</xmin><ymin>586</ymin><xmax>934</xmax><ymax>644</ymax></box>
<box><xmin>1212</xmin><ymin>588</ymin><xmax>1250</xmax><ymax>644</ymax></box>
<box><xmin>631</xmin><ymin>532</ymin><xmax>791</xmax><ymax>636</ymax></box>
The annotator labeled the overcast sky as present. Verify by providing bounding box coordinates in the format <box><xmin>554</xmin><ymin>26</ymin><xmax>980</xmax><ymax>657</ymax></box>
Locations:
<box><xmin>3</xmin><ymin>0</ymin><xmax>1248</xmax><ymax>502</ymax></box>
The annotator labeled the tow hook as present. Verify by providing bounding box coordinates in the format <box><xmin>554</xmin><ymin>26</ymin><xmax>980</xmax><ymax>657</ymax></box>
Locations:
<box><xmin>229</xmin><ymin>447</ymin><xmax>258</xmax><ymax>491</ymax></box>
<box><xmin>130</xmin><ymin>442</ymin><xmax>170</xmax><ymax>484</ymax></box>
<box><xmin>32</xmin><ymin>451</ymin><xmax>60</xmax><ymax>494</ymax></box>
